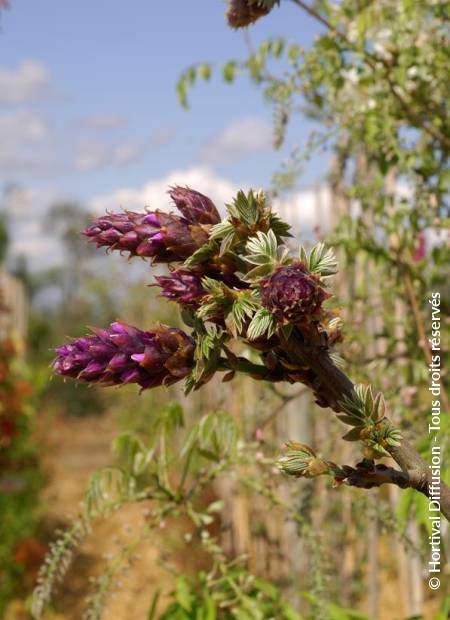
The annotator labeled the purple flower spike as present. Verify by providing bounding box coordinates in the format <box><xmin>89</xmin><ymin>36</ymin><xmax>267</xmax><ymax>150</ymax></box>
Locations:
<box><xmin>53</xmin><ymin>322</ymin><xmax>195</xmax><ymax>391</ymax></box>
<box><xmin>84</xmin><ymin>209</ymin><xmax>210</xmax><ymax>263</ymax></box>
<box><xmin>169</xmin><ymin>186</ymin><xmax>221</xmax><ymax>225</ymax></box>
<box><xmin>154</xmin><ymin>269</ymin><xmax>205</xmax><ymax>306</ymax></box>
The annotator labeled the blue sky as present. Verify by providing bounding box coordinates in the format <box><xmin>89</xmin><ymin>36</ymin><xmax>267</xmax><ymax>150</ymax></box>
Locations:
<box><xmin>0</xmin><ymin>1</ymin><xmax>327</xmax><ymax>267</ymax></box>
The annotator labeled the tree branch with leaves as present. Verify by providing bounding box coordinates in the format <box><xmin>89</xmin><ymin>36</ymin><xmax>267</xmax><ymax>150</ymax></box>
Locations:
<box><xmin>51</xmin><ymin>186</ymin><xmax>450</xmax><ymax>521</ymax></box>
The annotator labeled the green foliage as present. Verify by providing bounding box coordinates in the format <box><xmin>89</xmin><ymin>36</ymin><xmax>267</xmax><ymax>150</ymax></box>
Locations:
<box><xmin>229</xmin><ymin>190</ymin><xmax>262</xmax><ymax>227</ymax></box>
<box><xmin>209</xmin><ymin>190</ymin><xmax>291</xmax><ymax>257</ymax></box>
<box><xmin>188</xmin><ymin>1</ymin><xmax>449</xmax><ymax>528</ymax></box>
<box><xmin>153</xmin><ymin>562</ymin><xmax>304</xmax><ymax>620</ymax></box>
<box><xmin>300</xmin><ymin>592</ymin><xmax>373</xmax><ymax>620</ymax></box>
<box><xmin>338</xmin><ymin>385</ymin><xmax>387</xmax><ymax>428</ymax></box>
<box><xmin>338</xmin><ymin>385</ymin><xmax>402</xmax><ymax>457</ymax></box>
<box><xmin>246</xmin><ymin>308</ymin><xmax>276</xmax><ymax>341</ymax></box>
<box><xmin>184</xmin><ymin>241</ymin><xmax>219</xmax><ymax>268</ymax></box>
<box><xmin>227</xmin><ymin>290</ymin><xmax>261</xmax><ymax>336</ymax></box>
<box><xmin>179</xmin><ymin>185</ymin><xmax>341</xmax><ymax>401</ymax></box>
<box><xmin>32</xmin><ymin>518</ymin><xmax>90</xmax><ymax>619</ymax></box>
<box><xmin>244</xmin><ymin>230</ymin><xmax>290</xmax><ymax>280</ymax></box>
<box><xmin>0</xmin><ymin>339</ymin><xmax>44</xmax><ymax>615</ymax></box>
<box><xmin>277</xmin><ymin>442</ymin><xmax>329</xmax><ymax>479</ymax></box>
<box><xmin>186</xmin><ymin>323</ymin><xmax>229</xmax><ymax>392</ymax></box>
<box><xmin>299</xmin><ymin>243</ymin><xmax>338</xmax><ymax>279</ymax></box>
<box><xmin>86</xmin><ymin>466</ymin><xmax>136</xmax><ymax>517</ymax></box>
<box><xmin>31</xmin><ymin>404</ymin><xmax>248</xmax><ymax>619</ymax></box>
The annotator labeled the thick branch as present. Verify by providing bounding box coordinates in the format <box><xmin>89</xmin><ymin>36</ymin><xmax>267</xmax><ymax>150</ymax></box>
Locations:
<box><xmin>341</xmin><ymin>460</ymin><xmax>411</xmax><ymax>490</ymax></box>
<box><xmin>279</xmin><ymin>330</ymin><xmax>450</xmax><ymax>521</ymax></box>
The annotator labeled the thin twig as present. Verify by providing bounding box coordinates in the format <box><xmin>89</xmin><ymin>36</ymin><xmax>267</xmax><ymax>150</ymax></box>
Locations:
<box><xmin>258</xmin><ymin>386</ymin><xmax>307</xmax><ymax>431</ymax></box>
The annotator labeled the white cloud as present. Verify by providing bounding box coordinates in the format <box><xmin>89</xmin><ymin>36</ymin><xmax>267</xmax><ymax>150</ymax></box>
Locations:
<box><xmin>91</xmin><ymin>166</ymin><xmax>240</xmax><ymax>214</ymax></box>
<box><xmin>113</xmin><ymin>143</ymin><xmax>143</xmax><ymax>165</ymax></box>
<box><xmin>90</xmin><ymin>166</ymin><xmax>332</xmax><ymax>239</ymax></box>
<box><xmin>202</xmin><ymin>116</ymin><xmax>273</xmax><ymax>164</ymax></box>
<box><xmin>75</xmin><ymin>141</ymin><xmax>144</xmax><ymax>172</ymax></box>
<box><xmin>75</xmin><ymin>143</ymin><xmax>109</xmax><ymax>172</ymax></box>
<box><xmin>0</xmin><ymin>109</ymin><xmax>48</xmax><ymax>144</ymax></box>
<box><xmin>0</xmin><ymin>60</ymin><xmax>52</xmax><ymax>104</ymax></box>
<box><xmin>150</xmin><ymin>124</ymin><xmax>176</xmax><ymax>147</ymax></box>
<box><xmin>0</xmin><ymin>110</ymin><xmax>52</xmax><ymax>173</ymax></box>
<box><xmin>78</xmin><ymin>113</ymin><xmax>126</xmax><ymax>131</ymax></box>
<box><xmin>275</xmin><ymin>185</ymin><xmax>333</xmax><ymax>238</ymax></box>
<box><xmin>3</xmin><ymin>185</ymin><xmax>63</xmax><ymax>269</ymax></box>
<box><xmin>4</xmin><ymin>166</ymin><xmax>333</xmax><ymax>273</ymax></box>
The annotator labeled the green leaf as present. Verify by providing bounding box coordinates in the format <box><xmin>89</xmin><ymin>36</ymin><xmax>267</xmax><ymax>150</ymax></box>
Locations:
<box><xmin>302</xmin><ymin>242</ymin><xmax>338</xmax><ymax>277</ymax></box>
<box><xmin>184</xmin><ymin>241</ymin><xmax>218</xmax><ymax>268</ymax></box>
<box><xmin>372</xmin><ymin>392</ymin><xmax>386</xmax><ymax>421</ymax></box>
<box><xmin>209</xmin><ymin>220</ymin><xmax>235</xmax><ymax>245</ymax></box>
<box><xmin>184</xmin><ymin>373</ymin><xmax>196</xmax><ymax>395</ymax></box>
<box><xmin>226</xmin><ymin>290</ymin><xmax>259</xmax><ymax>336</ymax></box>
<box><xmin>246</xmin><ymin>308</ymin><xmax>276</xmax><ymax>340</ymax></box>
<box><xmin>270</xmin><ymin>212</ymin><xmax>292</xmax><ymax>238</ymax></box>
<box><xmin>198</xmin><ymin>448</ymin><xmax>220</xmax><ymax>462</ymax></box>
<box><xmin>243</xmin><ymin>263</ymin><xmax>275</xmax><ymax>281</ymax></box>
<box><xmin>198</xmin><ymin>63</ymin><xmax>212</xmax><ymax>81</ymax></box>
<box><xmin>246</xmin><ymin>229</ymin><xmax>278</xmax><ymax>260</ymax></box>
<box><xmin>175</xmin><ymin>576</ymin><xmax>194</xmax><ymax>612</ymax></box>
<box><xmin>147</xmin><ymin>590</ymin><xmax>161</xmax><ymax>620</ymax></box>
<box><xmin>339</xmin><ymin>384</ymin><xmax>387</xmax><ymax>427</ymax></box>
<box><xmin>364</xmin><ymin>386</ymin><xmax>374</xmax><ymax>419</ymax></box>
<box><xmin>229</xmin><ymin>190</ymin><xmax>260</xmax><ymax>225</ymax></box>
<box><xmin>253</xmin><ymin>576</ymin><xmax>278</xmax><ymax>599</ymax></box>
<box><xmin>342</xmin><ymin>427</ymin><xmax>364</xmax><ymax>442</ymax></box>
<box><xmin>223</xmin><ymin>61</ymin><xmax>236</xmax><ymax>83</ymax></box>
<box><xmin>206</xmin><ymin>500</ymin><xmax>225</xmax><ymax>513</ymax></box>
<box><xmin>336</xmin><ymin>414</ymin><xmax>365</xmax><ymax>426</ymax></box>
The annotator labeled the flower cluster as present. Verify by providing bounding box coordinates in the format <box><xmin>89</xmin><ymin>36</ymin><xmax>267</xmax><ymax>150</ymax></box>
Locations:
<box><xmin>260</xmin><ymin>262</ymin><xmax>330</xmax><ymax>325</ymax></box>
<box><xmin>55</xmin><ymin>186</ymin><xmax>339</xmax><ymax>400</ymax></box>
<box><xmin>84</xmin><ymin>186</ymin><xmax>220</xmax><ymax>263</ymax></box>
<box><xmin>84</xmin><ymin>210</ymin><xmax>210</xmax><ymax>263</ymax></box>
<box><xmin>54</xmin><ymin>322</ymin><xmax>194</xmax><ymax>390</ymax></box>
<box><xmin>154</xmin><ymin>270</ymin><xmax>205</xmax><ymax>306</ymax></box>
<box><xmin>168</xmin><ymin>186</ymin><xmax>220</xmax><ymax>225</ymax></box>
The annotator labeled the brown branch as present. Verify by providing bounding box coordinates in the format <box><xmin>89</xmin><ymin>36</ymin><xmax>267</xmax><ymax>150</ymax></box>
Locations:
<box><xmin>341</xmin><ymin>460</ymin><xmax>411</xmax><ymax>490</ymax></box>
<box><xmin>279</xmin><ymin>329</ymin><xmax>450</xmax><ymax>521</ymax></box>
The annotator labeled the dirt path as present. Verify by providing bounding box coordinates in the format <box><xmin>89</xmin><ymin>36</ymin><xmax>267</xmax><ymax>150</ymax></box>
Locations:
<box><xmin>31</xmin><ymin>413</ymin><xmax>169</xmax><ymax>620</ymax></box>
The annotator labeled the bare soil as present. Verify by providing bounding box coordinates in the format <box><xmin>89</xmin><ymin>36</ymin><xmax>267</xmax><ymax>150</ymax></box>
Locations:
<box><xmin>6</xmin><ymin>412</ymin><xmax>170</xmax><ymax>620</ymax></box>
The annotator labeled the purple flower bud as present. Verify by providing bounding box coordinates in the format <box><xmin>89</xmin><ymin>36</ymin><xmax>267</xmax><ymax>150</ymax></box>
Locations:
<box><xmin>154</xmin><ymin>270</ymin><xmax>205</xmax><ymax>306</ymax></box>
<box><xmin>226</xmin><ymin>0</ymin><xmax>275</xmax><ymax>28</ymax></box>
<box><xmin>84</xmin><ymin>210</ymin><xmax>210</xmax><ymax>263</ymax></box>
<box><xmin>168</xmin><ymin>186</ymin><xmax>221</xmax><ymax>225</ymax></box>
<box><xmin>260</xmin><ymin>262</ymin><xmax>330</xmax><ymax>325</ymax></box>
<box><xmin>53</xmin><ymin>322</ymin><xmax>195</xmax><ymax>391</ymax></box>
